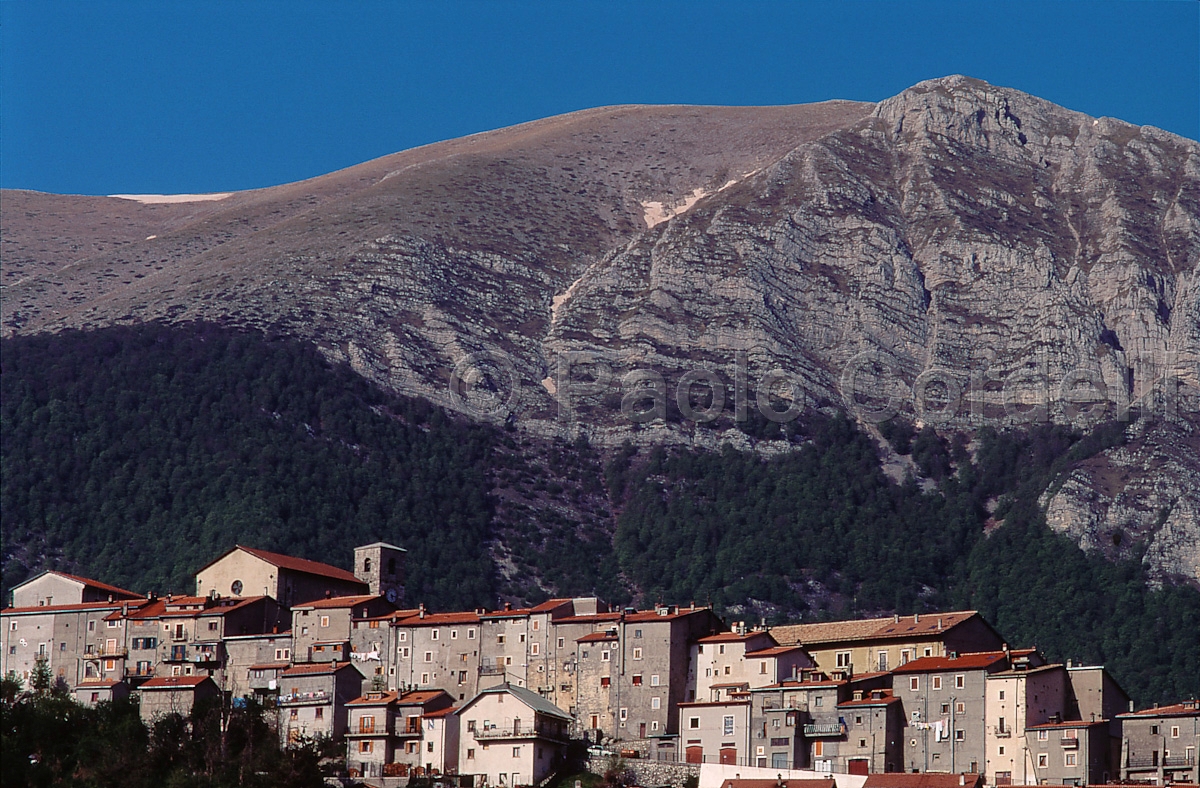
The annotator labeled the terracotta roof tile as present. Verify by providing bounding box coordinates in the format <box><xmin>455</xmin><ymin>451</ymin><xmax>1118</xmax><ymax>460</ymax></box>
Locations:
<box><xmin>1119</xmin><ymin>701</ymin><xmax>1200</xmax><ymax>718</ymax></box>
<box><xmin>863</xmin><ymin>774</ymin><xmax>983</xmax><ymax>788</ymax></box>
<box><xmin>394</xmin><ymin>611</ymin><xmax>481</xmax><ymax>626</ymax></box>
<box><xmin>721</xmin><ymin>780</ymin><xmax>836</xmax><ymax>788</ymax></box>
<box><xmin>235</xmin><ymin>546</ymin><xmax>365</xmax><ymax>585</ymax></box>
<box><xmin>47</xmin><ymin>571</ymin><xmax>143</xmax><ymax>599</ymax></box>
<box><xmin>141</xmin><ymin>675</ymin><xmax>212</xmax><ymax>689</ymax></box>
<box><xmin>893</xmin><ymin>651</ymin><xmax>1010</xmax><ymax>674</ymax></box>
<box><xmin>281</xmin><ymin>662</ymin><xmax>355</xmax><ymax>676</ymax></box>
<box><xmin>772</xmin><ymin>611</ymin><xmax>980</xmax><ymax>646</ymax></box>
<box><xmin>295</xmin><ymin>595</ymin><xmax>382</xmax><ymax>610</ymax></box>
<box><xmin>578</xmin><ymin>632</ymin><xmax>618</xmax><ymax>643</ymax></box>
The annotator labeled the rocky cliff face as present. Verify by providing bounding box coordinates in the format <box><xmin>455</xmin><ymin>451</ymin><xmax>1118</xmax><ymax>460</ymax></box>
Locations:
<box><xmin>3</xmin><ymin>77</ymin><xmax>1197</xmax><ymax>584</ymax></box>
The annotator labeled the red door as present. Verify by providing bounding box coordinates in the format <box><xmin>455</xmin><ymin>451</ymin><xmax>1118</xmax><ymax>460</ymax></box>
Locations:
<box><xmin>720</xmin><ymin>748</ymin><xmax>737</xmax><ymax>765</ymax></box>
<box><xmin>686</xmin><ymin>747</ymin><xmax>703</xmax><ymax>764</ymax></box>
<box><xmin>848</xmin><ymin>759</ymin><xmax>869</xmax><ymax>775</ymax></box>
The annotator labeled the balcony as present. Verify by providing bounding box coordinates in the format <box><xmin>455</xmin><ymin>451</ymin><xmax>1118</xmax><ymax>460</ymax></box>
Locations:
<box><xmin>803</xmin><ymin>722</ymin><xmax>846</xmax><ymax>737</ymax></box>
<box><xmin>279</xmin><ymin>690</ymin><xmax>331</xmax><ymax>705</ymax></box>
<box><xmin>1165</xmin><ymin>755</ymin><xmax>1196</xmax><ymax>769</ymax></box>
<box><xmin>993</xmin><ymin>727</ymin><xmax>1011</xmax><ymax>738</ymax></box>
<box><xmin>473</xmin><ymin>720</ymin><xmax>568</xmax><ymax>743</ymax></box>
<box><xmin>480</xmin><ymin>662</ymin><xmax>506</xmax><ymax>676</ymax></box>
<box><xmin>1060</xmin><ymin>737</ymin><xmax>1078</xmax><ymax>749</ymax></box>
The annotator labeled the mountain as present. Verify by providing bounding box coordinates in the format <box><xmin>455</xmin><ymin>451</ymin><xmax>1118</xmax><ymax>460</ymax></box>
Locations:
<box><xmin>3</xmin><ymin>76</ymin><xmax>1196</xmax><ymax>587</ymax></box>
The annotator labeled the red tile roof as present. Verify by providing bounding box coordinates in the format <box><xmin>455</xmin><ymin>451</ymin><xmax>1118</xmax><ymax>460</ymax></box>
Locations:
<box><xmin>747</xmin><ymin>645</ymin><xmax>806</xmax><ymax>657</ymax></box>
<box><xmin>1027</xmin><ymin>720</ymin><xmax>1107</xmax><ymax>730</ymax></box>
<box><xmin>839</xmin><ymin>690</ymin><xmax>901</xmax><ymax>707</ymax></box>
<box><xmin>698</xmin><ymin>631</ymin><xmax>771</xmax><ymax>644</ymax></box>
<box><xmin>77</xmin><ymin>679</ymin><xmax>121</xmax><ymax>688</ymax></box>
<box><xmin>554</xmin><ymin>613</ymin><xmax>623</xmax><ymax>625</ymax></box>
<box><xmin>678</xmin><ymin>700</ymin><xmax>751</xmax><ymax>707</ymax></box>
<box><xmin>348</xmin><ymin>691</ymin><xmax>401</xmax><ymax>706</ymax></box>
<box><xmin>394</xmin><ymin>611</ymin><xmax>481</xmax><ymax>626</ymax></box>
<box><xmin>1119</xmin><ymin>701</ymin><xmax>1200</xmax><ymax>718</ymax></box>
<box><xmin>295</xmin><ymin>595</ymin><xmax>382</xmax><ymax>610</ymax></box>
<box><xmin>48</xmin><ymin>571</ymin><xmax>143</xmax><ymax>600</ymax></box>
<box><xmin>772</xmin><ymin>611</ymin><xmax>982</xmax><ymax>646</ymax></box>
<box><xmin>121</xmin><ymin>595</ymin><xmax>269</xmax><ymax>620</ymax></box>
<box><xmin>194</xmin><ymin>545</ymin><xmax>363</xmax><ymax>585</ymax></box>
<box><xmin>2</xmin><ymin>600</ymin><xmax>145</xmax><ymax>615</ymax></box>
<box><xmin>529</xmin><ymin>599</ymin><xmax>573</xmax><ymax>613</ymax></box>
<box><xmin>397</xmin><ymin>690</ymin><xmax>450</xmax><ymax>706</ymax></box>
<box><xmin>893</xmin><ymin>651</ymin><xmax>1010</xmax><ymax>674</ymax></box>
<box><xmin>862</xmin><ymin>774</ymin><xmax>983</xmax><ymax>788</ymax></box>
<box><xmin>578</xmin><ymin>632</ymin><xmax>618</xmax><ymax>643</ymax></box>
<box><xmin>141</xmin><ymin>675</ymin><xmax>213</xmax><ymax>689</ymax></box>
<box><xmin>721</xmin><ymin>780</ymin><xmax>836</xmax><ymax>788</ymax></box>
<box><xmin>248</xmin><ymin>662</ymin><xmax>290</xmax><ymax>671</ymax></box>
<box><xmin>423</xmin><ymin>705</ymin><xmax>458</xmax><ymax>718</ymax></box>
<box><xmin>281</xmin><ymin>662</ymin><xmax>356</xmax><ymax>676</ymax></box>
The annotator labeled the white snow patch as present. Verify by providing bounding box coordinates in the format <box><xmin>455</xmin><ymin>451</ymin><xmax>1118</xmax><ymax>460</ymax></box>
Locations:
<box><xmin>145</xmin><ymin>235</ymin><xmax>157</xmax><ymax>240</ymax></box>
<box><xmin>639</xmin><ymin>174</ymin><xmax>753</xmax><ymax>228</ymax></box>
<box><xmin>110</xmin><ymin>193</ymin><xmax>233</xmax><ymax>204</ymax></box>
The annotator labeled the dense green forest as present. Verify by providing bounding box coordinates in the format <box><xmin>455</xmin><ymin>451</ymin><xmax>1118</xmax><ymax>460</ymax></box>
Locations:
<box><xmin>2</xmin><ymin>323</ymin><xmax>1197</xmax><ymax>705</ymax></box>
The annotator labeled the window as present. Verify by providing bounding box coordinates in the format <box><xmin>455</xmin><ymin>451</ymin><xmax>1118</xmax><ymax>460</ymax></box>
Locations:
<box><xmin>498</xmin><ymin>635</ymin><xmax>506</xmax><ymax>644</ymax></box>
<box><xmin>955</xmin><ymin>674</ymin><xmax>965</xmax><ymax>689</ymax></box>
<box><xmin>1038</xmin><ymin>730</ymin><xmax>1049</xmax><ymax>741</ymax></box>
<box><xmin>723</xmin><ymin>715</ymin><xmax>735</xmax><ymax>735</ymax></box>
<box><xmin>719</xmin><ymin>645</ymin><xmax>725</xmax><ymax>654</ymax></box>
<box><xmin>878</xmin><ymin>651</ymin><xmax>888</xmax><ymax>671</ymax></box>
<box><xmin>1172</xmin><ymin>726</ymin><xmax>1180</xmax><ymax>738</ymax></box>
<box><xmin>910</xmin><ymin>677</ymin><xmax>920</xmax><ymax>691</ymax></box>
<box><xmin>1150</xmin><ymin>725</ymin><xmax>1159</xmax><ymax>735</ymax></box>
<box><xmin>360</xmin><ymin>715</ymin><xmax>376</xmax><ymax>733</ymax></box>
<box><xmin>1038</xmin><ymin>754</ymin><xmax>1048</xmax><ymax>768</ymax></box>
<box><xmin>652</xmin><ymin>697</ymin><xmax>660</xmax><ymax>709</ymax></box>
<box><xmin>532</xmin><ymin>620</ymin><xmax>540</xmax><ymax>631</ymax></box>
<box><xmin>91</xmin><ymin>692</ymin><xmax>100</xmax><ymax>702</ymax></box>
<box><xmin>689</xmin><ymin>717</ymin><xmax>700</xmax><ymax>729</ymax></box>
<box><xmin>932</xmin><ymin>676</ymin><xmax>942</xmax><ymax>690</ymax></box>
<box><xmin>401</xmin><ymin>647</ymin><xmax>410</xmax><ymax>658</ymax></box>
<box><xmin>999</xmin><ymin>690</ymin><xmax>1006</xmax><ymax>700</ymax></box>
<box><xmin>505</xmin><ymin>656</ymin><xmax>512</xmax><ymax>665</ymax></box>
<box><xmin>1065</xmin><ymin>753</ymin><xmax>1077</xmax><ymax>767</ymax></box>
<box><xmin>923</xmin><ymin>647</ymin><xmax>933</xmax><ymax>657</ymax></box>
<box><xmin>320</xmin><ymin>616</ymin><xmax>329</xmax><ymax>628</ymax></box>
<box><xmin>814</xmin><ymin>696</ymin><xmax>823</xmax><ymax>707</ymax></box>
<box><xmin>956</xmin><ymin>702</ymin><xmax>965</xmax><ymax>714</ymax></box>
<box><xmin>724</xmin><ymin>666</ymin><xmax>731</xmax><ymax>675</ymax></box>
<box><xmin>956</xmin><ymin>730</ymin><xmax>965</xmax><ymax>741</ymax></box>
<box><xmin>601</xmin><ymin>650</ymin><xmax>610</xmax><ymax>662</ymax></box>
<box><xmin>619</xmin><ymin>708</ymin><xmax>628</xmax><ymax>721</ymax></box>
<box><xmin>421</xmin><ymin>672</ymin><xmax>430</xmax><ymax>684</ymax></box>
<box><xmin>531</xmin><ymin>643</ymin><xmax>539</xmax><ymax>656</ymax></box>
<box><xmin>557</xmin><ymin>637</ymin><xmax>565</xmax><ymax>648</ymax></box>
<box><xmin>468</xmin><ymin>628</ymin><xmax>476</xmax><ymax>639</ymax></box>
<box><xmin>836</xmin><ymin>652</ymin><xmax>852</xmax><ymax>668</ymax></box>
<box><xmin>998</xmin><ymin>717</ymin><xmax>1007</xmax><ymax>733</ymax></box>
<box><xmin>650</xmin><ymin>674</ymin><xmax>660</xmax><ymax>686</ymax></box>
<box><xmin>900</xmin><ymin>649</ymin><xmax>911</xmax><ymax>664</ymax></box>
<box><xmin>451</xmin><ymin>629</ymin><xmax>458</xmax><ymax>639</ymax></box>
<box><xmin>634</xmin><ymin>629</ymin><xmax>642</xmax><ymax>639</ymax></box>
<box><xmin>859</xmin><ymin>739</ymin><xmax>867</xmax><ymax>748</ymax></box>
<box><xmin>360</xmin><ymin>740</ymin><xmax>373</xmax><ymax>753</ymax></box>
<box><xmin>998</xmin><ymin>746</ymin><xmax>1005</xmax><ymax>756</ymax></box>
<box><xmin>513</xmin><ymin>746</ymin><xmax>521</xmax><ymax>757</ymax></box>
<box><xmin>399</xmin><ymin>632</ymin><xmax>408</xmax><ymax>642</ymax></box>
<box><xmin>432</xmin><ymin>629</ymin><xmax>440</xmax><ymax>640</ymax></box>
<box><xmin>600</xmin><ymin>677</ymin><xmax>610</xmax><ymax>688</ymax></box>
<box><xmin>315</xmin><ymin>707</ymin><xmax>324</xmax><ymax>719</ymax></box>
<box><xmin>424</xmin><ymin>651</ymin><xmax>433</xmax><ymax>662</ymax></box>
<box><xmin>760</xmin><ymin>661</ymin><xmax>768</xmax><ymax>674</ymax></box>
<box><xmin>941</xmin><ymin>704</ymin><xmax>950</xmax><ymax>715</ymax></box>
<box><xmin>651</xmin><ymin>721</ymin><xmax>659</xmax><ymax>731</ymax></box>
<box><xmin>428</xmin><ymin>742</ymin><xmax>434</xmax><ymax>753</ymax></box>
<box><xmin>88</xmin><ymin>621</ymin><xmax>95</xmax><ymax>632</ymax></box>
<box><xmin>632</xmin><ymin>675</ymin><xmax>642</xmax><ymax>686</ymax></box>
<box><xmin>467</xmin><ymin>749</ymin><xmax>475</xmax><ymax>759</ymax></box>
<box><xmin>633</xmin><ymin>648</ymin><xmax>642</xmax><ymax>660</ymax></box>
<box><xmin>8</xmin><ymin>622</ymin><xmax>15</xmax><ymax>631</ymax></box>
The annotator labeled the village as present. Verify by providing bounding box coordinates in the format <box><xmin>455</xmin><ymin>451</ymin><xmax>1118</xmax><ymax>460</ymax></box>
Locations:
<box><xmin>3</xmin><ymin>541</ymin><xmax>1196</xmax><ymax>788</ymax></box>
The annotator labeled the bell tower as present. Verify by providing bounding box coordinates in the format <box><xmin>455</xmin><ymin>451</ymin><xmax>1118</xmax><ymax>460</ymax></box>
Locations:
<box><xmin>353</xmin><ymin>542</ymin><xmax>406</xmax><ymax>605</ymax></box>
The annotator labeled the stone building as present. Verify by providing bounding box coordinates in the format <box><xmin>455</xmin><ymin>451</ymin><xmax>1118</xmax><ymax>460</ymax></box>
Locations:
<box><xmin>195</xmin><ymin>545</ymin><xmax>368</xmax><ymax>608</ymax></box>
<box><xmin>277</xmin><ymin>661</ymin><xmax>365</xmax><ymax>744</ymax></box>
<box><xmin>892</xmin><ymin>650</ymin><xmax>1034</xmax><ymax>775</ymax></box>
<box><xmin>1117</xmin><ymin>700</ymin><xmax>1200</xmax><ymax>784</ymax></box>
<box><xmin>1024</xmin><ymin>719</ymin><xmax>1110</xmax><ymax>786</ymax></box>
<box><xmin>344</xmin><ymin>688</ymin><xmax>455</xmax><ymax>779</ymax></box>
<box><xmin>984</xmin><ymin>663</ymin><xmax>1069</xmax><ymax>785</ymax></box>
<box><xmin>1</xmin><ymin>598</ymin><xmax>146</xmax><ymax>688</ymax></box>
<box><xmin>836</xmin><ymin>688</ymin><xmax>904</xmax><ymax>774</ymax></box>
<box><xmin>771</xmin><ymin>612</ymin><xmax>1004</xmax><ymax>676</ymax></box>
<box><xmin>137</xmin><ymin>674</ymin><xmax>220</xmax><ymax>724</ymax></box>
<box><xmin>678</xmin><ymin>698</ymin><xmax>753</xmax><ymax>764</ymax></box>
<box><xmin>391</xmin><ymin>610</ymin><xmax>483</xmax><ymax>701</ymax></box>
<box><xmin>9</xmin><ymin>570</ymin><xmax>143</xmax><ymax>608</ymax></box>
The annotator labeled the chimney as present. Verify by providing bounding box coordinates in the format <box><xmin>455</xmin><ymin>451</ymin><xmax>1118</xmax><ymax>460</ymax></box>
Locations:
<box><xmin>960</xmin><ymin>775</ymin><xmax>965</xmax><ymax>786</ymax></box>
<box><xmin>1067</xmin><ymin>659</ymin><xmax>1073</xmax><ymax>668</ymax></box>
<box><xmin>937</xmin><ymin>617</ymin><xmax>943</xmax><ymax>630</ymax></box>
<box><xmin>914</xmin><ymin>613</ymin><xmax>920</xmax><ymax>623</ymax></box>
<box><xmin>504</xmin><ymin>602</ymin><xmax>512</xmax><ymax>611</ymax></box>
<box><xmin>419</xmin><ymin>604</ymin><xmax>426</xmax><ymax>619</ymax></box>
<box><xmin>894</xmin><ymin>614</ymin><xmax>900</xmax><ymax>623</ymax></box>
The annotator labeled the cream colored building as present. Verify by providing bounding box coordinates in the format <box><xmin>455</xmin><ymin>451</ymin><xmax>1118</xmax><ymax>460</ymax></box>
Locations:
<box><xmin>458</xmin><ymin>683</ymin><xmax>572</xmax><ymax>787</ymax></box>
<box><xmin>690</xmin><ymin>626</ymin><xmax>812</xmax><ymax>701</ymax></box>
<box><xmin>195</xmin><ymin>545</ymin><xmax>368</xmax><ymax>608</ymax></box>
<box><xmin>985</xmin><ymin>663</ymin><xmax>1068</xmax><ymax>785</ymax></box>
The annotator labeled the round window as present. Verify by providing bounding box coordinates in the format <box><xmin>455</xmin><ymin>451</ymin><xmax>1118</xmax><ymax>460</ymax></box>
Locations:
<box><xmin>231</xmin><ymin>580</ymin><xmax>243</xmax><ymax>595</ymax></box>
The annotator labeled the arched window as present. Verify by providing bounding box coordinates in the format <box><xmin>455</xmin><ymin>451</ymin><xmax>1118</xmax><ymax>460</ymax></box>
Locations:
<box><xmin>364</xmin><ymin>558</ymin><xmax>372</xmax><ymax>573</ymax></box>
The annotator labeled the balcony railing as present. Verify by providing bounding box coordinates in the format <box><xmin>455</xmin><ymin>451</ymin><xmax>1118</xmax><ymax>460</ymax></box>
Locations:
<box><xmin>1060</xmin><ymin>737</ymin><xmax>1078</xmax><ymax>748</ymax></box>
<box><xmin>1165</xmin><ymin>755</ymin><xmax>1196</xmax><ymax>768</ymax></box>
<box><xmin>474</xmin><ymin>721</ymin><xmax>567</xmax><ymax>742</ymax></box>
<box><xmin>279</xmin><ymin>690</ymin><xmax>331</xmax><ymax>705</ymax></box>
<box><xmin>803</xmin><ymin>722</ymin><xmax>846</xmax><ymax>737</ymax></box>
<box><xmin>993</xmin><ymin>727</ymin><xmax>1011</xmax><ymax>738</ymax></box>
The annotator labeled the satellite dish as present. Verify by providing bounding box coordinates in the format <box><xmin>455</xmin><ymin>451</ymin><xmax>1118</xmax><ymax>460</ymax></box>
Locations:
<box><xmin>386</xmin><ymin>589</ymin><xmax>397</xmax><ymax>603</ymax></box>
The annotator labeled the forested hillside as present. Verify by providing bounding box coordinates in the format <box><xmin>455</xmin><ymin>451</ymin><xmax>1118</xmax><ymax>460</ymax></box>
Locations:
<box><xmin>2</xmin><ymin>324</ymin><xmax>1197</xmax><ymax>705</ymax></box>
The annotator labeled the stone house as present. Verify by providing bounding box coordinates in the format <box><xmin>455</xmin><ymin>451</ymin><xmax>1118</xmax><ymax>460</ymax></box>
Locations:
<box><xmin>836</xmin><ymin>688</ymin><xmax>904</xmax><ymax>774</ymax></box>
<box><xmin>690</xmin><ymin>625</ymin><xmax>812</xmax><ymax>701</ymax></box>
<box><xmin>1024</xmin><ymin>719</ymin><xmax>1110</xmax><ymax>786</ymax></box>
<box><xmin>458</xmin><ymin>683</ymin><xmax>572</xmax><ymax>787</ymax></box>
<box><xmin>195</xmin><ymin>545</ymin><xmax>368</xmax><ymax>608</ymax></box>
<box><xmin>137</xmin><ymin>674</ymin><xmax>220</xmax><ymax>724</ymax></box>
<box><xmin>1117</xmin><ymin>700</ymin><xmax>1200</xmax><ymax>784</ymax></box>
<box><xmin>771</xmin><ymin>612</ymin><xmax>1004</xmax><ymax>676</ymax></box>
<box><xmin>344</xmin><ymin>688</ymin><xmax>455</xmax><ymax>779</ymax></box>
<box><xmin>291</xmin><ymin>594</ymin><xmax>396</xmax><ymax>665</ymax></box>
<box><xmin>8</xmin><ymin>570</ymin><xmax>143</xmax><ymax>608</ymax></box>
<box><xmin>985</xmin><ymin>663</ymin><xmax>1068</xmax><ymax>785</ymax></box>
<box><xmin>223</xmin><ymin>631</ymin><xmax>293</xmax><ymax>697</ymax></box>
<box><xmin>678</xmin><ymin>698</ymin><xmax>752</xmax><ymax>765</ymax></box>
<box><xmin>74</xmin><ymin>677</ymin><xmax>130</xmax><ymax>706</ymax></box>
<box><xmin>892</xmin><ymin>650</ymin><xmax>1031</xmax><ymax>775</ymax></box>
<box><xmin>278</xmin><ymin>661</ymin><xmax>365</xmax><ymax>744</ymax></box>
<box><xmin>391</xmin><ymin>610</ymin><xmax>483</xmax><ymax>702</ymax></box>
<box><xmin>2</xmin><ymin>598</ymin><xmax>145</xmax><ymax>689</ymax></box>
<box><xmin>861</xmin><ymin>775</ymin><xmax>984</xmax><ymax>788</ymax></box>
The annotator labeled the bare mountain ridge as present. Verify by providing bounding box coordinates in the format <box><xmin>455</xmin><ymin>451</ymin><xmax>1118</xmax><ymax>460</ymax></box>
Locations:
<box><xmin>2</xmin><ymin>76</ymin><xmax>1198</xmax><ymax>584</ymax></box>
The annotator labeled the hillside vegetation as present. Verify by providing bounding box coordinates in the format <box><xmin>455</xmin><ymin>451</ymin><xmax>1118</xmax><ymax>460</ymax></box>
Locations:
<box><xmin>2</xmin><ymin>324</ymin><xmax>1196</xmax><ymax>705</ymax></box>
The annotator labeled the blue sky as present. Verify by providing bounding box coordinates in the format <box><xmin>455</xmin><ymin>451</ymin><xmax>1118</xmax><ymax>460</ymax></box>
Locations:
<box><xmin>2</xmin><ymin>1</ymin><xmax>1196</xmax><ymax>195</ymax></box>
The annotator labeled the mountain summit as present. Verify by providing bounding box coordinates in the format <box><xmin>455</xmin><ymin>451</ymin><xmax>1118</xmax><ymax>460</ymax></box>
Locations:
<box><xmin>2</xmin><ymin>76</ymin><xmax>1197</xmax><ymax>584</ymax></box>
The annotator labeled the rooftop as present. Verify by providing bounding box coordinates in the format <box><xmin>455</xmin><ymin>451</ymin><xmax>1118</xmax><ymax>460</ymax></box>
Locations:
<box><xmin>772</xmin><ymin>611</ymin><xmax>981</xmax><ymax>646</ymax></box>
<box><xmin>198</xmin><ymin>545</ymin><xmax>364</xmax><ymax>585</ymax></box>
<box><xmin>893</xmin><ymin>651</ymin><xmax>1011</xmax><ymax>674</ymax></box>
<box><xmin>1119</xmin><ymin>701</ymin><xmax>1200</xmax><ymax>718</ymax></box>
<box><xmin>141</xmin><ymin>675</ymin><xmax>213</xmax><ymax>689</ymax></box>
<box><xmin>295</xmin><ymin>594</ymin><xmax>384</xmax><ymax>610</ymax></box>
<box><xmin>862</xmin><ymin>774</ymin><xmax>984</xmax><ymax>788</ymax></box>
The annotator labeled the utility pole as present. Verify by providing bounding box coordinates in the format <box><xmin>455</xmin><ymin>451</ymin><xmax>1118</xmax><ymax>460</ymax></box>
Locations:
<box><xmin>950</xmin><ymin>696</ymin><xmax>956</xmax><ymax>774</ymax></box>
